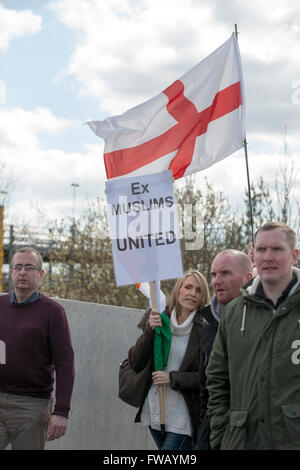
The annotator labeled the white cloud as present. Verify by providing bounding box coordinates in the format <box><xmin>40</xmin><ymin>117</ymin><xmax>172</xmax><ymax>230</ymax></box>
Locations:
<box><xmin>2</xmin><ymin>0</ymin><xmax>300</xmax><ymax>227</ymax></box>
<box><xmin>49</xmin><ymin>0</ymin><xmax>300</xmax><ymax>178</ymax></box>
<box><xmin>50</xmin><ymin>0</ymin><xmax>300</xmax><ymax>110</ymax></box>
<box><xmin>0</xmin><ymin>107</ymin><xmax>106</xmax><ymax>223</ymax></box>
<box><xmin>0</xmin><ymin>107</ymin><xmax>74</xmax><ymax>151</ymax></box>
<box><xmin>233</xmin><ymin>0</ymin><xmax>300</xmax><ymax>64</ymax></box>
<box><xmin>49</xmin><ymin>0</ymin><xmax>300</xmax><ymax>153</ymax></box>
<box><xmin>50</xmin><ymin>0</ymin><xmax>229</xmax><ymax>114</ymax></box>
<box><xmin>0</xmin><ymin>3</ymin><xmax>42</xmax><ymax>50</ymax></box>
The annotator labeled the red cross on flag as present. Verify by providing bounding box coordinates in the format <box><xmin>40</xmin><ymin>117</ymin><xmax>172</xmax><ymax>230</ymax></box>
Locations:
<box><xmin>86</xmin><ymin>34</ymin><xmax>245</xmax><ymax>180</ymax></box>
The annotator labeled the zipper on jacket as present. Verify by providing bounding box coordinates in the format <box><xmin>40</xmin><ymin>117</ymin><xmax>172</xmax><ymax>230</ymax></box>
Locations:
<box><xmin>204</xmin><ymin>350</ymin><xmax>209</xmax><ymax>367</ymax></box>
<box><xmin>240</xmin><ymin>301</ymin><xmax>247</xmax><ymax>336</ymax></box>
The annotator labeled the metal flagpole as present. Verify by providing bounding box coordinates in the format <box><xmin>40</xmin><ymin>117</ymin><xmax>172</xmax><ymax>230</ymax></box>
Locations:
<box><xmin>243</xmin><ymin>138</ymin><xmax>254</xmax><ymax>245</ymax></box>
<box><xmin>234</xmin><ymin>24</ymin><xmax>254</xmax><ymax>246</ymax></box>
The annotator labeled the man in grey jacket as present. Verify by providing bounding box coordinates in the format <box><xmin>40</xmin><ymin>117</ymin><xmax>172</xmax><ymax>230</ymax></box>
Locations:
<box><xmin>206</xmin><ymin>222</ymin><xmax>300</xmax><ymax>450</ymax></box>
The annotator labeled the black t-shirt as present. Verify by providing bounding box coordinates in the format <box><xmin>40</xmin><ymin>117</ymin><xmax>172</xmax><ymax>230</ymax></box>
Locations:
<box><xmin>255</xmin><ymin>272</ymin><xmax>297</xmax><ymax>308</ymax></box>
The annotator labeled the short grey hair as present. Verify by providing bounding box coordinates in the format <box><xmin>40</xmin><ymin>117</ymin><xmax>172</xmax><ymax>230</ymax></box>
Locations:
<box><xmin>12</xmin><ymin>247</ymin><xmax>43</xmax><ymax>269</ymax></box>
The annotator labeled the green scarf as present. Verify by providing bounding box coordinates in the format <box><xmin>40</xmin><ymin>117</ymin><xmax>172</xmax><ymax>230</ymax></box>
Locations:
<box><xmin>153</xmin><ymin>313</ymin><xmax>172</xmax><ymax>371</ymax></box>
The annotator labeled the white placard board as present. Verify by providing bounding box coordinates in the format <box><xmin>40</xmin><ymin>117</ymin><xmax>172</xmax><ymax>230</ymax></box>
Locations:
<box><xmin>106</xmin><ymin>171</ymin><xmax>183</xmax><ymax>286</ymax></box>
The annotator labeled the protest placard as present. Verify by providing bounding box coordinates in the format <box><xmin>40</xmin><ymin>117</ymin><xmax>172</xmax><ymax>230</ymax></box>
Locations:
<box><xmin>106</xmin><ymin>171</ymin><xmax>183</xmax><ymax>286</ymax></box>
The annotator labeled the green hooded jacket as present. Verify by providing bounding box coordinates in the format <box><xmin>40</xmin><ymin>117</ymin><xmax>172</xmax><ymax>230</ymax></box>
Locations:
<box><xmin>206</xmin><ymin>268</ymin><xmax>300</xmax><ymax>450</ymax></box>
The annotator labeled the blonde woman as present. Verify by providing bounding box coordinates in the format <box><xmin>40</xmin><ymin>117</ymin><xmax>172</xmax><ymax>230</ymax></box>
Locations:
<box><xmin>128</xmin><ymin>271</ymin><xmax>210</xmax><ymax>450</ymax></box>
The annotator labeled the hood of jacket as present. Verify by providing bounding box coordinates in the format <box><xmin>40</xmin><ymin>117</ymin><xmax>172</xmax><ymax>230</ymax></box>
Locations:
<box><xmin>243</xmin><ymin>266</ymin><xmax>300</xmax><ymax>298</ymax></box>
<box><xmin>210</xmin><ymin>294</ymin><xmax>222</xmax><ymax>324</ymax></box>
<box><xmin>237</xmin><ymin>267</ymin><xmax>300</xmax><ymax>336</ymax></box>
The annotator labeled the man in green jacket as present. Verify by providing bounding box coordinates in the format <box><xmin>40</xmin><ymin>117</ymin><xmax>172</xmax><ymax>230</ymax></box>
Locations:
<box><xmin>206</xmin><ymin>221</ymin><xmax>300</xmax><ymax>450</ymax></box>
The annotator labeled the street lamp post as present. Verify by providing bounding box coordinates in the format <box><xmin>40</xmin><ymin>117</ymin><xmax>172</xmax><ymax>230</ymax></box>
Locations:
<box><xmin>71</xmin><ymin>183</ymin><xmax>80</xmax><ymax>222</ymax></box>
<box><xmin>69</xmin><ymin>184</ymin><xmax>79</xmax><ymax>288</ymax></box>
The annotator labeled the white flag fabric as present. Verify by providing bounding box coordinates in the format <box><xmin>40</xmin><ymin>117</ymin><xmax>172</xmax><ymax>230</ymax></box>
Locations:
<box><xmin>136</xmin><ymin>282</ymin><xmax>166</xmax><ymax>313</ymax></box>
<box><xmin>86</xmin><ymin>34</ymin><xmax>245</xmax><ymax>180</ymax></box>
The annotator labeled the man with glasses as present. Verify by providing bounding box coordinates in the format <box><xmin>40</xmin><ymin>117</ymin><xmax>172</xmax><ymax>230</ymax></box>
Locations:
<box><xmin>0</xmin><ymin>247</ymin><xmax>75</xmax><ymax>450</ymax></box>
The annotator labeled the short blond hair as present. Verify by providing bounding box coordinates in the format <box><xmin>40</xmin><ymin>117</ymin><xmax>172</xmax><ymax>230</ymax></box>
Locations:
<box><xmin>167</xmin><ymin>270</ymin><xmax>210</xmax><ymax>314</ymax></box>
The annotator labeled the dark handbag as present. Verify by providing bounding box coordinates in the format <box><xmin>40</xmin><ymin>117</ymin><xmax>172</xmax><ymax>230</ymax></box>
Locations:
<box><xmin>118</xmin><ymin>357</ymin><xmax>151</xmax><ymax>408</ymax></box>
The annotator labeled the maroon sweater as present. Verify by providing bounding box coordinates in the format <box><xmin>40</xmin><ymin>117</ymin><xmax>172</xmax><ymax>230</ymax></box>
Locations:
<box><xmin>0</xmin><ymin>293</ymin><xmax>75</xmax><ymax>417</ymax></box>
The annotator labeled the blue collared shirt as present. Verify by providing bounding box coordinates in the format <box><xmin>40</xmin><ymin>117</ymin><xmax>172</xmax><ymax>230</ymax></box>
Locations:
<box><xmin>9</xmin><ymin>290</ymin><xmax>40</xmax><ymax>305</ymax></box>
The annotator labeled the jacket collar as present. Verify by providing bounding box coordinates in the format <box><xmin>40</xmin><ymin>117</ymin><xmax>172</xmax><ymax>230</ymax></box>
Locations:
<box><xmin>242</xmin><ymin>267</ymin><xmax>300</xmax><ymax>305</ymax></box>
<box><xmin>244</xmin><ymin>267</ymin><xmax>300</xmax><ymax>296</ymax></box>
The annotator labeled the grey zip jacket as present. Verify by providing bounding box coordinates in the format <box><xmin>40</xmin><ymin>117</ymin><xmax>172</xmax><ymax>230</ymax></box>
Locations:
<box><xmin>206</xmin><ymin>267</ymin><xmax>300</xmax><ymax>450</ymax></box>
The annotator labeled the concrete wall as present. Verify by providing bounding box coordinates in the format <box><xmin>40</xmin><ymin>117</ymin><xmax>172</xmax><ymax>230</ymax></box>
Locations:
<box><xmin>46</xmin><ymin>298</ymin><xmax>155</xmax><ymax>450</ymax></box>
